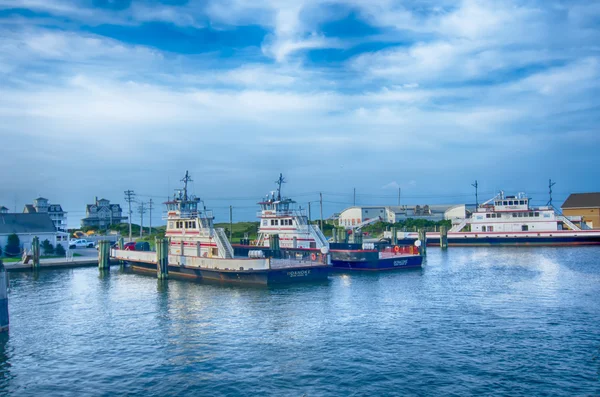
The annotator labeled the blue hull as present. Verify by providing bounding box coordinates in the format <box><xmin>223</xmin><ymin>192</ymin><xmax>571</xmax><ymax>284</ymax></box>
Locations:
<box><xmin>129</xmin><ymin>261</ymin><xmax>330</xmax><ymax>286</ymax></box>
<box><xmin>331</xmin><ymin>255</ymin><xmax>423</xmax><ymax>271</ymax></box>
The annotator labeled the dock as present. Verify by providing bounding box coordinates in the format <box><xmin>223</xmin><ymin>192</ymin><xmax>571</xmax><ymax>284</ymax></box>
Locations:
<box><xmin>4</xmin><ymin>257</ymin><xmax>99</xmax><ymax>272</ymax></box>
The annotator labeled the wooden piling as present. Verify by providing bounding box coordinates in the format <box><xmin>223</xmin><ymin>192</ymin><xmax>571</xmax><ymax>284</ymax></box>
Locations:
<box><xmin>0</xmin><ymin>260</ymin><xmax>8</xmax><ymax>333</ymax></box>
<box><xmin>32</xmin><ymin>236</ymin><xmax>40</xmax><ymax>269</ymax></box>
<box><xmin>418</xmin><ymin>229</ymin><xmax>427</xmax><ymax>256</ymax></box>
<box><xmin>118</xmin><ymin>237</ymin><xmax>124</xmax><ymax>266</ymax></box>
<box><xmin>391</xmin><ymin>227</ymin><xmax>398</xmax><ymax>245</ymax></box>
<box><xmin>440</xmin><ymin>226</ymin><xmax>448</xmax><ymax>250</ymax></box>
<box><xmin>156</xmin><ymin>238</ymin><xmax>169</xmax><ymax>279</ymax></box>
<box><xmin>98</xmin><ymin>240</ymin><xmax>110</xmax><ymax>269</ymax></box>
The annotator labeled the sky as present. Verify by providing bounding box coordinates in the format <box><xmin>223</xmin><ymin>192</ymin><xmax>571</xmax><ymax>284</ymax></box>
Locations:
<box><xmin>0</xmin><ymin>0</ymin><xmax>599</xmax><ymax>228</ymax></box>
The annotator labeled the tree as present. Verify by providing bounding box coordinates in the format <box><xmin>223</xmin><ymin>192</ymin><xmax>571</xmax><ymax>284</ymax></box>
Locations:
<box><xmin>5</xmin><ymin>233</ymin><xmax>20</xmax><ymax>257</ymax></box>
<box><xmin>55</xmin><ymin>244</ymin><xmax>66</xmax><ymax>256</ymax></box>
<box><xmin>41</xmin><ymin>239</ymin><xmax>55</xmax><ymax>255</ymax></box>
<box><xmin>0</xmin><ymin>244</ymin><xmax>2</xmax><ymax>257</ymax></box>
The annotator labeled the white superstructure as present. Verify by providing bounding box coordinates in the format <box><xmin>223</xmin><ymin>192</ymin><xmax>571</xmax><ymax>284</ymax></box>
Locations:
<box><xmin>256</xmin><ymin>174</ymin><xmax>328</xmax><ymax>250</ymax></box>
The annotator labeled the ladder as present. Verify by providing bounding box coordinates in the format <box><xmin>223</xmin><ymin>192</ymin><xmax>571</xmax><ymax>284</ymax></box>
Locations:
<box><xmin>450</xmin><ymin>218</ymin><xmax>468</xmax><ymax>232</ymax></box>
<box><xmin>556</xmin><ymin>215</ymin><xmax>581</xmax><ymax>231</ymax></box>
<box><xmin>213</xmin><ymin>228</ymin><xmax>234</xmax><ymax>258</ymax></box>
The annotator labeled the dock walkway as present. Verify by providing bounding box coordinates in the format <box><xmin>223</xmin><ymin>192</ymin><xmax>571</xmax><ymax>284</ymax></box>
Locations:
<box><xmin>5</xmin><ymin>257</ymin><xmax>99</xmax><ymax>272</ymax></box>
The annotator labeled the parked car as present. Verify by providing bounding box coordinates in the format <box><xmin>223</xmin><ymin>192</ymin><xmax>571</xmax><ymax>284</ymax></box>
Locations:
<box><xmin>95</xmin><ymin>241</ymin><xmax>119</xmax><ymax>250</ymax></box>
<box><xmin>124</xmin><ymin>242</ymin><xmax>136</xmax><ymax>251</ymax></box>
<box><xmin>69</xmin><ymin>239</ymin><xmax>95</xmax><ymax>249</ymax></box>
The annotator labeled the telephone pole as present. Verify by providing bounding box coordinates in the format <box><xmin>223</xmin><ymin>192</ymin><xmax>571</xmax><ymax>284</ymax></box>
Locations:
<box><xmin>229</xmin><ymin>205</ymin><xmax>233</xmax><ymax>239</ymax></box>
<box><xmin>138</xmin><ymin>202</ymin><xmax>146</xmax><ymax>238</ymax></box>
<box><xmin>124</xmin><ymin>190</ymin><xmax>135</xmax><ymax>241</ymax></box>
<box><xmin>308</xmin><ymin>202</ymin><xmax>312</xmax><ymax>222</ymax></box>
<box><xmin>353</xmin><ymin>188</ymin><xmax>356</xmax><ymax>206</ymax></box>
<box><xmin>471</xmin><ymin>180</ymin><xmax>479</xmax><ymax>207</ymax></box>
<box><xmin>398</xmin><ymin>187</ymin><xmax>401</xmax><ymax>206</ymax></box>
<box><xmin>319</xmin><ymin>192</ymin><xmax>323</xmax><ymax>231</ymax></box>
<box><xmin>547</xmin><ymin>179</ymin><xmax>556</xmax><ymax>207</ymax></box>
<box><xmin>148</xmin><ymin>199</ymin><xmax>153</xmax><ymax>235</ymax></box>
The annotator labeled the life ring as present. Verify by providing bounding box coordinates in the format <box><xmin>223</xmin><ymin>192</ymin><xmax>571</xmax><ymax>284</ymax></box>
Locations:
<box><xmin>393</xmin><ymin>245</ymin><xmax>400</xmax><ymax>253</ymax></box>
<box><xmin>310</xmin><ymin>253</ymin><xmax>317</xmax><ymax>261</ymax></box>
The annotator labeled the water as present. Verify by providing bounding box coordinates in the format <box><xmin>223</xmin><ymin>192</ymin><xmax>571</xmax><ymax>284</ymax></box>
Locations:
<box><xmin>1</xmin><ymin>247</ymin><xmax>599</xmax><ymax>396</ymax></box>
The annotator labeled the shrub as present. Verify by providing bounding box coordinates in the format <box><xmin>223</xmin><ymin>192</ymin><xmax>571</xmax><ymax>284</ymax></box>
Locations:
<box><xmin>4</xmin><ymin>233</ymin><xmax>20</xmax><ymax>257</ymax></box>
<box><xmin>42</xmin><ymin>239</ymin><xmax>55</xmax><ymax>255</ymax></box>
<box><xmin>55</xmin><ymin>244</ymin><xmax>66</xmax><ymax>256</ymax></box>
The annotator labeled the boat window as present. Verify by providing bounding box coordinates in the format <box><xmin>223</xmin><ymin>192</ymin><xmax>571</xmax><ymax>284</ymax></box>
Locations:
<box><xmin>486</xmin><ymin>214</ymin><xmax>491</xmax><ymax>218</ymax></box>
<box><xmin>518</xmin><ymin>213</ymin><xmax>523</xmax><ymax>217</ymax></box>
<box><xmin>522</xmin><ymin>225</ymin><xmax>529</xmax><ymax>231</ymax></box>
<box><xmin>524</xmin><ymin>213</ymin><xmax>528</xmax><ymax>217</ymax></box>
<box><xmin>512</xmin><ymin>213</ymin><xmax>517</xmax><ymax>217</ymax></box>
<box><xmin>262</xmin><ymin>220</ymin><xmax>267</xmax><ymax>226</ymax></box>
<box><xmin>275</xmin><ymin>220</ymin><xmax>279</xmax><ymax>225</ymax></box>
<box><xmin>535</xmin><ymin>212</ymin><xmax>539</xmax><ymax>217</ymax></box>
<box><xmin>503</xmin><ymin>201</ymin><xmax>508</xmax><ymax>205</ymax></box>
<box><xmin>529</xmin><ymin>212</ymin><xmax>534</xmax><ymax>217</ymax></box>
<box><xmin>169</xmin><ymin>222</ymin><xmax>174</xmax><ymax>229</ymax></box>
<box><xmin>488</xmin><ymin>226</ymin><xmax>493</xmax><ymax>232</ymax></box>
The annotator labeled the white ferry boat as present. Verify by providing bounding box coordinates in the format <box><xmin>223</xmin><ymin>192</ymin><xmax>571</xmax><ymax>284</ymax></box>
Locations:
<box><xmin>233</xmin><ymin>174</ymin><xmax>422</xmax><ymax>270</ymax></box>
<box><xmin>398</xmin><ymin>192</ymin><xmax>600</xmax><ymax>247</ymax></box>
<box><xmin>111</xmin><ymin>172</ymin><xmax>330</xmax><ymax>285</ymax></box>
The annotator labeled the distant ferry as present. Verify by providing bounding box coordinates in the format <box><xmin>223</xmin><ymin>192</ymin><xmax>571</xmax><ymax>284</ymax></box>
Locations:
<box><xmin>112</xmin><ymin>172</ymin><xmax>330</xmax><ymax>285</ymax></box>
<box><xmin>233</xmin><ymin>174</ymin><xmax>422</xmax><ymax>270</ymax></box>
<box><xmin>397</xmin><ymin>192</ymin><xmax>600</xmax><ymax>247</ymax></box>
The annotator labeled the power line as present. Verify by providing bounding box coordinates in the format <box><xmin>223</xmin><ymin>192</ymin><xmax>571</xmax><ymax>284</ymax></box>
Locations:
<box><xmin>124</xmin><ymin>190</ymin><xmax>135</xmax><ymax>241</ymax></box>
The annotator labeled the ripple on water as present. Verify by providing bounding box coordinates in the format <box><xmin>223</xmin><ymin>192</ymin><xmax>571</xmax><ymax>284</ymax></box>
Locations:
<box><xmin>1</xmin><ymin>247</ymin><xmax>600</xmax><ymax>396</ymax></box>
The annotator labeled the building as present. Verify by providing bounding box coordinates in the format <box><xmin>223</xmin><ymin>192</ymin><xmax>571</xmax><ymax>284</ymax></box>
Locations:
<box><xmin>0</xmin><ymin>213</ymin><xmax>70</xmax><ymax>254</ymax></box>
<box><xmin>0</xmin><ymin>206</ymin><xmax>8</xmax><ymax>214</ymax></box>
<box><xmin>81</xmin><ymin>197</ymin><xmax>127</xmax><ymax>229</ymax></box>
<box><xmin>337</xmin><ymin>204</ymin><xmax>465</xmax><ymax>229</ymax></box>
<box><xmin>561</xmin><ymin>193</ymin><xmax>600</xmax><ymax>229</ymax></box>
<box><xmin>23</xmin><ymin>197</ymin><xmax>67</xmax><ymax>232</ymax></box>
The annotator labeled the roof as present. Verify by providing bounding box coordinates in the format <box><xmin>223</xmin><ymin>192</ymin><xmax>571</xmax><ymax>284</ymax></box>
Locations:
<box><xmin>561</xmin><ymin>193</ymin><xmax>600</xmax><ymax>209</ymax></box>
<box><xmin>0</xmin><ymin>206</ymin><xmax>9</xmax><ymax>211</ymax></box>
<box><xmin>0</xmin><ymin>213</ymin><xmax>56</xmax><ymax>234</ymax></box>
<box><xmin>34</xmin><ymin>197</ymin><xmax>47</xmax><ymax>201</ymax></box>
<box><xmin>23</xmin><ymin>204</ymin><xmax>37</xmax><ymax>213</ymax></box>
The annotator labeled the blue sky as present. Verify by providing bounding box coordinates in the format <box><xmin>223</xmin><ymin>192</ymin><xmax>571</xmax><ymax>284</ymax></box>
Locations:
<box><xmin>0</xmin><ymin>0</ymin><xmax>599</xmax><ymax>227</ymax></box>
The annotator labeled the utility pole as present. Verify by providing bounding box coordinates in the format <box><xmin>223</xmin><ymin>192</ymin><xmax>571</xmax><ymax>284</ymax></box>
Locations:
<box><xmin>398</xmin><ymin>187</ymin><xmax>401</xmax><ymax>206</ymax></box>
<box><xmin>124</xmin><ymin>190</ymin><xmax>135</xmax><ymax>241</ymax></box>
<box><xmin>229</xmin><ymin>205</ymin><xmax>233</xmax><ymax>240</ymax></box>
<box><xmin>308</xmin><ymin>202</ymin><xmax>312</xmax><ymax>222</ymax></box>
<box><xmin>319</xmin><ymin>192</ymin><xmax>323</xmax><ymax>231</ymax></box>
<box><xmin>138</xmin><ymin>202</ymin><xmax>146</xmax><ymax>238</ymax></box>
<box><xmin>547</xmin><ymin>179</ymin><xmax>556</xmax><ymax>207</ymax></box>
<box><xmin>471</xmin><ymin>180</ymin><xmax>479</xmax><ymax>207</ymax></box>
<box><xmin>353</xmin><ymin>188</ymin><xmax>356</xmax><ymax>206</ymax></box>
<box><xmin>148</xmin><ymin>199</ymin><xmax>153</xmax><ymax>235</ymax></box>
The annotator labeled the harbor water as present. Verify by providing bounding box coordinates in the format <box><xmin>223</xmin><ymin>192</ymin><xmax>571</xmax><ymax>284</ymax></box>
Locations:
<box><xmin>1</xmin><ymin>247</ymin><xmax>599</xmax><ymax>396</ymax></box>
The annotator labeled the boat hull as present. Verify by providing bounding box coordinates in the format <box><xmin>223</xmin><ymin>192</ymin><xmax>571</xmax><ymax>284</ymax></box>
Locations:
<box><xmin>397</xmin><ymin>233</ymin><xmax>600</xmax><ymax>247</ymax></box>
<box><xmin>128</xmin><ymin>261</ymin><xmax>330</xmax><ymax>286</ymax></box>
<box><xmin>330</xmin><ymin>249</ymin><xmax>422</xmax><ymax>271</ymax></box>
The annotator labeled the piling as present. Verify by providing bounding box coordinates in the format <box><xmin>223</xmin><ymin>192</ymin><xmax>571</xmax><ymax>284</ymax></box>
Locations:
<box><xmin>332</xmin><ymin>230</ymin><xmax>338</xmax><ymax>243</ymax></box>
<box><xmin>269</xmin><ymin>235</ymin><xmax>281</xmax><ymax>257</ymax></box>
<box><xmin>0</xmin><ymin>260</ymin><xmax>8</xmax><ymax>333</ymax></box>
<box><xmin>338</xmin><ymin>228</ymin><xmax>348</xmax><ymax>244</ymax></box>
<box><xmin>98</xmin><ymin>240</ymin><xmax>110</xmax><ymax>269</ymax></box>
<box><xmin>118</xmin><ymin>237</ymin><xmax>124</xmax><ymax>266</ymax></box>
<box><xmin>352</xmin><ymin>231</ymin><xmax>363</xmax><ymax>245</ymax></box>
<box><xmin>391</xmin><ymin>227</ymin><xmax>398</xmax><ymax>245</ymax></box>
<box><xmin>156</xmin><ymin>238</ymin><xmax>169</xmax><ymax>279</ymax></box>
<box><xmin>418</xmin><ymin>229</ymin><xmax>427</xmax><ymax>256</ymax></box>
<box><xmin>32</xmin><ymin>236</ymin><xmax>40</xmax><ymax>269</ymax></box>
<box><xmin>440</xmin><ymin>226</ymin><xmax>448</xmax><ymax>250</ymax></box>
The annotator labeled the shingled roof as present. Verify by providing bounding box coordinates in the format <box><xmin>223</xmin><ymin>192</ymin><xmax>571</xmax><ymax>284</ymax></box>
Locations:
<box><xmin>561</xmin><ymin>193</ymin><xmax>600</xmax><ymax>209</ymax></box>
<box><xmin>0</xmin><ymin>213</ymin><xmax>56</xmax><ymax>234</ymax></box>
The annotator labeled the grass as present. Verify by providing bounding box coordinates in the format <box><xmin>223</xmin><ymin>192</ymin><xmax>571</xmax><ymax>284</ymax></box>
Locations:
<box><xmin>214</xmin><ymin>222</ymin><xmax>259</xmax><ymax>243</ymax></box>
<box><xmin>1</xmin><ymin>253</ymin><xmax>83</xmax><ymax>263</ymax></box>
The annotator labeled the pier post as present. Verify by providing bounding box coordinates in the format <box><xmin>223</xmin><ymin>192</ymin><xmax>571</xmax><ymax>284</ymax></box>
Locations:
<box><xmin>98</xmin><ymin>240</ymin><xmax>110</xmax><ymax>269</ymax></box>
<box><xmin>332</xmin><ymin>230</ymin><xmax>338</xmax><ymax>243</ymax></box>
<box><xmin>156</xmin><ymin>238</ymin><xmax>169</xmax><ymax>279</ymax></box>
<box><xmin>118</xmin><ymin>237</ymin><xmax>124</xmax><ymax>266</ymax></box>
<box><xmin>391</xmin><ymin>227</ymin><xmax>398</xmax><ymax>245</ymax></box>
<box><xmin>418</xmin><ymin>229</ymin><xmax>427</xmax><ymax>256</ymax></box>
<box><xmin>32</xmin><ymin>236</ymin><xmax>40</xmax><ymax>269</ymax></box>
<box><xmin>440</xmin><ymin>226</ymin><xmax>448</xmax><ymax>250</ymax></box>
<box><xmin>0</xmin><ymin>260</ymin><xmax>8</xmax><ymax>333</ymax></box>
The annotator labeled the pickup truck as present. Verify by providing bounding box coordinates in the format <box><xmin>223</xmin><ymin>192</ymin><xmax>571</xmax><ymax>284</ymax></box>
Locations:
<box><xmin>69</xmin><ymin>239</ymin><xmax>95</xmax><ymax>249</ymax></box>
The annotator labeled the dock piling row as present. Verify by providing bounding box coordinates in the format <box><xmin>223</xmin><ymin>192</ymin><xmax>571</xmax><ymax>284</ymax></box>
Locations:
<box><xmin>156</xmin><ymin>238</ymin><xmax>169</xmax><ymax>279</ymax></box>
<box><xmin>98</xmin><ymin>240</ymin><xmax>110</xmax><ymax>269</ymax></box>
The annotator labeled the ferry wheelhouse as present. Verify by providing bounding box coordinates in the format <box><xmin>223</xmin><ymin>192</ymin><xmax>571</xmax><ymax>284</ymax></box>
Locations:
<box><xmin>112</xmin><ymin>172</ymin><xmax>330</xmax><ymax>285</ymax></box>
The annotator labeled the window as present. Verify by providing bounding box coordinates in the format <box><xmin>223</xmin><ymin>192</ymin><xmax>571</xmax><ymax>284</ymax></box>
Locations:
<box><xmin>529</xmin><ymin>212</ymin><xmax>534</xmax><ymax>217</ymax></box>
<box><xmin>522</xmin><ymin>225</ymin><xmax>529</xmax><ymax>231</ymax></box>
<box><xmin>535</xmin><ymin>212</ymin><xmax>539</xmax><ymax>217</ymax></box>
<box><xmin>518</xmin><ymin>213</ymin><xmax>523</xmax><ymax>217</ymax></box>
<box><xmin>169</xmin><ymin>222</ymin><xmax>174</xmax><ymax>229</ymax></box>
<box><xmin>488</xmin><ymin>226</ymin><xmax>494</xmax><ymax>232</ymax></box>
<box><xmin>512</xmin><ymin>213</ymin><xmax>517</xmax><ymax>217</ymax></box>
<box><xmin>524</xmin><ymin>213</ymin><xmax>528</xmax><ymax>217</ymax></box>
<box><xmin>271</xmin><ymin>220</ymin><xmax>275</xmax><ymax>226</ymax></box>
<box><xmin>482</xmin><ymin>226</ymin><xmax>486</xmax><ymax>232</ymax></box>
<box><xmin>274</xmin><ymin>220</ymin><xmax>279</xmax><ymax>225</ymax></box>
<box><xmin>262</xmin><ymin>220</ymin><xmax>267</xmax><ymax>226</ymax></box>
<box><xmin>509</xmin><ymin>201</ymin><xmax>513</xmax><ymax>205</ymax></box>
<box><xmin>486</xmin><ymin>214</ymin><xmax>491</xmax><ymax>218</ymax></box>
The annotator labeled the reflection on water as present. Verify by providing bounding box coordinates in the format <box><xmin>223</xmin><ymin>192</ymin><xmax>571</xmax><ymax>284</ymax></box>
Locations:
<box><xmin>1</xmin><ymin>247</ymin><xmax>599</xmax><ymax>396</ymax></box>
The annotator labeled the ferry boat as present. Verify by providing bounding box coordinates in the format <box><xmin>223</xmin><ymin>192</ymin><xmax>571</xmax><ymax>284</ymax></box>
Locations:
<box><xmin>396</xmin><ymin>192</ymin><xmax>600</xmax><ymax>247</ymax></box>
<box><xmin>111</xmin><ymin>172</ymin><xmax>330</xmax><ymax>285</ymax></box>
<box><xmin>232</xmin><ymin>174</ymin><xmax>422</xmax><ymax>271</ymax></box>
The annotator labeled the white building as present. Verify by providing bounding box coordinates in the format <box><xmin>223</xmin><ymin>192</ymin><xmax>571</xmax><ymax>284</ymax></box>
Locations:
<box><xmin>23</xmin><ymin>197</ymin><xmax>68</xmax><ymax>232</ymax></box>
<box><xmin>0</xmin><ymin>213</ymin><xmax>70</xmax><ymax>254</ymax></box>
<box><xmin>338</xmin><ymin>204</ymin><xmax>466</xmax><ymax>229</ymax></box>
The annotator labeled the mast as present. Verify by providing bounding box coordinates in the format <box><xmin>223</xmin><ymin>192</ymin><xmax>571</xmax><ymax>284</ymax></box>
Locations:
<box><xmin>181</xmin><ymin>171</ymin><xmax>192</xmax><ymax>201</ymax></box>
<box><xmin>547</xmin><ymin>179</ymin><xmax>556</xmax><ymax>207</ymax></box>
<box><xmin>275</xmin><ymin>173</ymin><xmax>285</xmax><ymax>201</ymax></box>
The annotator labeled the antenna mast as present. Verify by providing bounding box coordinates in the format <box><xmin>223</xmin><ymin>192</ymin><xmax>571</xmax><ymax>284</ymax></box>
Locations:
<box><xmin>547</xmin><ymin>179</ymin><xmax>556</xmax><ymax>207</ymax></box>
<box><xmin>471</xmin><ymin>180</ymin><xmax>479</xmax><ymax>207</ymax></box>
<box><xmin>181</xmin><ymin>171</ymin><xmax>192</xmax><ymax>201</ymax></box>
<box><xmin>275</xmin><ymin>173</ymin><xmax>286</xmax><ymax>201</ymax></box>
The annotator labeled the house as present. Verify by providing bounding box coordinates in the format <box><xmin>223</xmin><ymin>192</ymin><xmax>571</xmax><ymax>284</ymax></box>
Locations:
<box><xmin>561</xmin><ymin>193</ymin><xmax>600</xmax><ymax>229</ymax></box>
<box><xmin>0</xmin><ymin>206</ymin><xmax>8</xmax><ymax>214</ymax></box>
<box><xmin>81</xmin><ymin>197</ymin><xmax>127</xmax><ymax>229</ymax></box>
<box><xmin>0</xmin><ymin>213</ymin><xmax>70</xmax><ymax>254</ymax></box>
<box><xmin>337</xmin><ymin>204</ymin><xmax>462</xmax><ymax>229</ymax></box>
<box><xmin>23</xmin><ymin>197</ymin><xmax>68</xmax><ymax>232</ymax></box>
